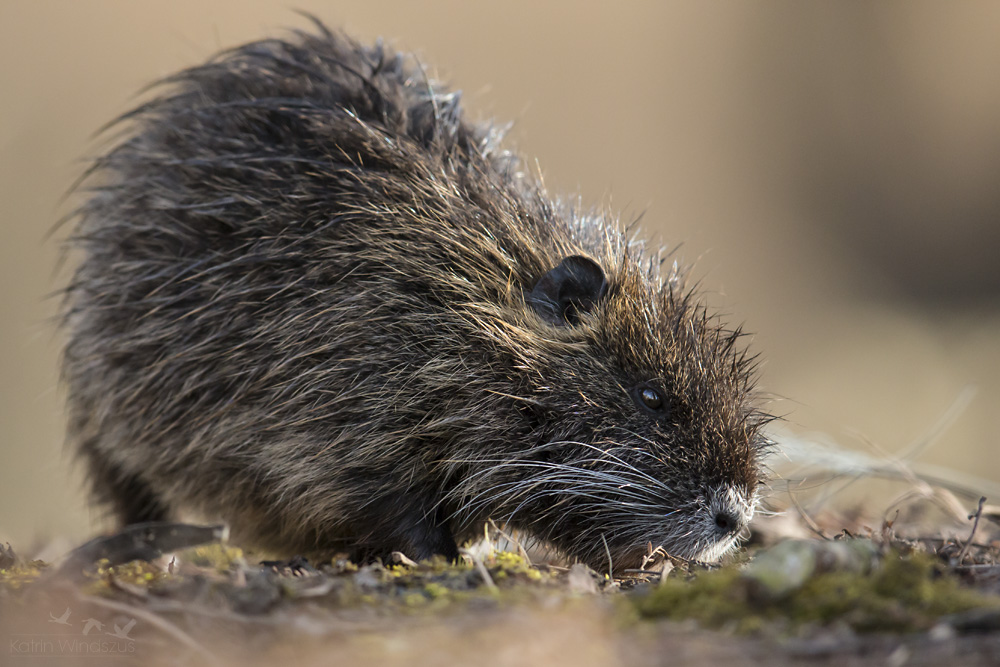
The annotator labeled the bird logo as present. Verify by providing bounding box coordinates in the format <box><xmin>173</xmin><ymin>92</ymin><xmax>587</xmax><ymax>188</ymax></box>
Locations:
<box><xmin>47</xmin><ymin>608</ymin><xmax>71</xmax><ymax>625</ymax></box>
<box><xmin>106</xmin><ymin>619</ymin><xmax>136</xmax><ymax>640</ymax></box>
<box><xmin>81</xmin><ymin>618</ymin><xmax>105</xmax><ymax>635</ymax></box>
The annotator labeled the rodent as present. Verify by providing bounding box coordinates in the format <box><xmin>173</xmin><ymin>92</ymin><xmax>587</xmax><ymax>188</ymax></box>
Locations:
<box><xmin>61</xmin><ymin>20</ymin><xmax>768</xmax><ymax>570</ymax></box>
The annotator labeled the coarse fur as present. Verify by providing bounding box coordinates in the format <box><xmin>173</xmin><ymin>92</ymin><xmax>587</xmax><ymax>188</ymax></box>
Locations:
<box><xmin>62</xmin><ymin>20</ymin><xmax>770</xmax><ymax>570</ymax></box>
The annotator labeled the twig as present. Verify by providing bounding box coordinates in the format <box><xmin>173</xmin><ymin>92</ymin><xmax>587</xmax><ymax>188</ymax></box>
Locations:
<box><xmin>952</xmin><ymin>563</ymin><xmax>1000</xmax><ymax>572</ymax></box>
<box><xmin>882</xmin><ymin>487</ymin><xmax>969</xmax><ymax>525</ymax></box>
<box><xmin>808</xmin><ymin>388</ymin><xmax>975</xmax><ymax>511</ymax></box>
<box><xmin>639</xmin><ymin>542</ymin><xmax>667</xmax><ymax>571</ymax></box>
<box><xmin>390</xmin><ymin>551</ymin><xmax>419</xmax><ymax>567</ymax></box>
<box><xmin>788</xmin><ymin>492</ymin><xmax>829</xmax><ymax>539</ymax></box>
<box><xmin>488</xmin><ymin>519</ymin><xmax>531</xmax><ymax>565</ymax></box>
<box><xmin>898</xmin><ymin>386</ymin><xmax>977</xmax><ymax>461</ymax></box>
<box><xmin>659</xmin><ymin>559</ymin><xmax>676</xmax><ymax>586</ymax></box>
<box><xmin>913</xmin><ymin>536</ymin><xmax>993</xmax><ymax>549</ymax></box>
<box><xmin>75</xmin><ymin>593</ymin><xmax>222</xmax><ymax>667</ymax></box>
<box><xmin>774</xmin><ymin>426</ymin><xmax>1000</xmax><ymax>503</ymax></box>
<box><xmin>600</xmin><ymin>533</ymin><xmax>613</xmax><ymax>580</ymax></box>
<box><xmin>459</xmin><ymin>548</ymin><xmax>498</xmax><ymax>593</ymax></box>
<box><xmin>957</xmin><ymin>496</ymin><xmax>987</xmax><ymax>565</ymax></box>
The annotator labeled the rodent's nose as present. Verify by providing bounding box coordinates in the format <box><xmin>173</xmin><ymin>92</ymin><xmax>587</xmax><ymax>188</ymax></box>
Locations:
<box><xmin>713</xmin><ymin>510</ymin><xmax>743</xmax><ymax>535</ymax></box>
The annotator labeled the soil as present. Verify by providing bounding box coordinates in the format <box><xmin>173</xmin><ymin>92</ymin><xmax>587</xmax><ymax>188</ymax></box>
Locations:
<box><xmin>2</xmin><ymin>504</ymin><xmax>999</xmax><ymax>667</ymax></box>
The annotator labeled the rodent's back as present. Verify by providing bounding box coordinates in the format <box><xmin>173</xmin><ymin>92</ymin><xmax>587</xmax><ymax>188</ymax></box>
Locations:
<box><xmin>64</xmin><ymin>24</ymin><xmax>767</xmax><ymax>568</ymax></box>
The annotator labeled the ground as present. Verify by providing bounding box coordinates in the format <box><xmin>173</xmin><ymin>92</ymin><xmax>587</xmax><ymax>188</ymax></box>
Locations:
<box><xmin>2</xmin><ymin>501</ymin><xmax>1000</xmax><ymax>667</ymax></box>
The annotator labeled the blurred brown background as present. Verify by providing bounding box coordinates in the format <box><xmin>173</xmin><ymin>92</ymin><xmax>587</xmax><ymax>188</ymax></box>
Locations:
<box><xmin>2</xmin><ymin>1</ymin><xmax>998</xmax><ymax>550</ymax></box>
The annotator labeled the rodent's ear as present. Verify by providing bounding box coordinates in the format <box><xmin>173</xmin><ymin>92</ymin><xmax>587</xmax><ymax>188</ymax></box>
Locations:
<box><xmin>528</xmin><ymin>255</ymin><xmax>608</xmax><ymax>326</ymax></box>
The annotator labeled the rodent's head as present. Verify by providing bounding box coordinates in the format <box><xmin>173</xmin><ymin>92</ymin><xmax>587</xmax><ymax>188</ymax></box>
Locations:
<box><xmin>450</xmin><ymin>251</ymin><xmax>768</xmax><ymax>570</ymax></box>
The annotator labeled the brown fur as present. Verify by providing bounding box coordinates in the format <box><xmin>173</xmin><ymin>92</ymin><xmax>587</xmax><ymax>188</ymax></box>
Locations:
<box><xmin>61</xmin><ymin>21</ymin><xmax>769</xmax><ymax>569</ymax></box>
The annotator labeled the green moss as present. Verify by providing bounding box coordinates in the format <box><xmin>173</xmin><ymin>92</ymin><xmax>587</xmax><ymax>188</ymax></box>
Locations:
<box><xmin>636</xmin><ymin>567</ymin><xmax>754</xmax><ymax>629</ymax></box>
<box><xmin>792</xmin><ymin>552</ymin><xmax>992</xmax><ymax>631</ymax></box>
<box><xmin>635</xmin><ymin>548</ymin><xmax>999</xmax><ymax>634</ymax></box>
<box><xmin>0</xmin><ymin>561</ymin><xmax>47</xmax><ymax>590</ymax></box>
<box><xmin>10</xmin><ymin>533</ymin><xmax>991</xmax><ymax>637</ymax></box>
<box><xmin>95</xmin><ymin>558</ymin><xmax>160</xmax><ymax>581</ymax></box>
<box><xmin>423</xmin><ymin>582</ymin><xmax>450</xmax><ymax>599</ymax></box>
<box><xmin>486</xmin><ymin>551</ymin><xmax>544</xmax><ymax>582</ymax></box>
<box><xmin>181</xmin><ymin>543</ymin><xmax>244</xmax><ymax>571</ymax></box>
<box><xmin>490</xmin><ymin>551</ymin><xmax>527</xmax><ymax>568</ymax></box>
<box><xmin>320</xmin><ymin>547</ymin><xmax>566</xmax><ymax>617</ymax></box>
<box><xmin>75</xmin><ymin>558</ymin><xmax>170</xmax><ymax>596</ymax></box>
<box><xmin>402</xmin><ymin>592</ymin><xmax>429</xmax><ymax>607</ymax></box>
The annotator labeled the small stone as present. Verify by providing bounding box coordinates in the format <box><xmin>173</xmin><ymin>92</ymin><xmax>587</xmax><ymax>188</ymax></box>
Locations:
<box><xmin>928</xmin><ymin>623</ymin><xmax>957</xmax><ymax>642</ymax></box>
<box><xmin>567</xmin><ymin>563</ymin><xmax>599</xmax><ymax>594</ymax></box>
<box><xmin>886</xmin><ymin>645</ymin><xmax>910</xmax><ymax>667</ymax></box>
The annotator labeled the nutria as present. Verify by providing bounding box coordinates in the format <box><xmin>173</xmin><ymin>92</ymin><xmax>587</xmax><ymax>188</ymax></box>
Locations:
<box><xmin>61</xmin><ymin>20</ymin><xmax>768</xmax><ymax>570</ymax></box>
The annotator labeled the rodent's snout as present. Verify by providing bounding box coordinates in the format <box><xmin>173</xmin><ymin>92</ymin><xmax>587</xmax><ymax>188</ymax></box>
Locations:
<box><xmin>713</xmin><ymin>508</ymin><xmax>744</xmax><ymax>535</ymax></box>
<box><xmin>710</xmin><ymin>484</ymin><xmax>755</xmax><ymax>536</ymax></box>
<box><xmin>686</xmin><ymin>484</ymin><xmax>756</xmax><ymax>561</ymax></box>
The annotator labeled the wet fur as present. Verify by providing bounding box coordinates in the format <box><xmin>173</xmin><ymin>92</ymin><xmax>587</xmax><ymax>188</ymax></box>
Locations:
<box><xmin>62</xmin><ymin>21</ymin><xmax>769</xmax><ymax>569</ymax></box>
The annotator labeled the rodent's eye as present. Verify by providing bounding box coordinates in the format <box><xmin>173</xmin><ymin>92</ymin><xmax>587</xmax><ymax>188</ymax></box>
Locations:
<box><xmin>632</xmin><ymin>384</ymin><xmax>668</xmax><ymax>417</ymax></box>
<box><xmin>640</xmin><ymin>388</ymin><xmax>662</xmax><ymax>410</ymax></box>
